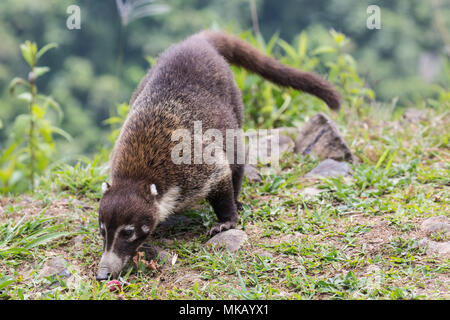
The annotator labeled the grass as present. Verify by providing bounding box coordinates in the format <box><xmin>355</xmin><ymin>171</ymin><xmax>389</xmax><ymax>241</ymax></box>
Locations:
<box><xmin>0</xmin><ymin>105</ymin><xmax>449</xmax><ymax>300</ymax></box>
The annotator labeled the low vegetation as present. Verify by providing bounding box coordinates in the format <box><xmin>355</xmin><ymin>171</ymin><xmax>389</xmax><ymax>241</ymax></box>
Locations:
<box><xmin>0</xmin><ymin>30</ymin><xmax>448</xmax><ymax>300</ymax></box>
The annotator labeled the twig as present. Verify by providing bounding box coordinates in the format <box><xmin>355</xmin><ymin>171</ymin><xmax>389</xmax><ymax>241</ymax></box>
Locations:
<box><xmin>249</xmin><ymin>0</ymin><xmax>260</xmax><ymax>37</ymax></box>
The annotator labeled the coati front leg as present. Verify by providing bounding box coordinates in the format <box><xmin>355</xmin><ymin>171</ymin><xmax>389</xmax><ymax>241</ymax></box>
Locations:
<box><xmin>231</xmin><ymin>164</ymin><xmax>244</xmax><ymax>211</ymax></box>
<box><xmin>206</xmin><ymin>177</ymin><xmax>239</xmax><ymax>237</ymax></box>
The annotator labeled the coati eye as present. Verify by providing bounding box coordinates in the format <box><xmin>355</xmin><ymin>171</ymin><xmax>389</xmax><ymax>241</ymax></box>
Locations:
<box><xmin>120</xmin><ymin>229</ymin><xmax>134</xmax><ymax>239</ymax></box>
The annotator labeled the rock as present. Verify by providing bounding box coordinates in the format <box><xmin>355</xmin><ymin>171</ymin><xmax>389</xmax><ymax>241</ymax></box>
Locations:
<box><xmin>140</xmin><ymin>246</ymin><xmax>173</xmax><ymax>270</ymax></box>
<box><xmin>244</xmin><ymin>164</ymin><xmax>262</xmax><ymax>183</ymax></box>
<box><xmin>258</xmin><ymin>251</ymin><xmax>273</xmax><ymax>259</ymax></box>
<box><xmin>294</xmin><ymin>113</ymin><xmax>355</xmax><ymax>163</ymax></box>
<box><xmin>301</xmin><ymin>187</ymin><xmax>325</xmax><ymax>198</ymax></box>
<box><xmin>73</xmin><ymin>235</ymin><xmax>85</xmax><ymax>249</ymax></box>
<box><xmin>418</xmin><ymin>238</ymin><xmax>450</xmax><ymax>258</ymax></box>
<box><xmin>205</xmin><ymin>229</ymin><xmax>248</xmax><ymax>252</ymax></box>
<box><xmin>157</xmin><ymin>250</ymin><xmax>171</xmax><ymax>266</ymax></box>
<box><xmin>305</xmin><ymin>159</ymin><xmax>351</xmax><ymax>178</ymax></box>
<box><xmin>39</xmin><ymin>257</ymin><xmax>71</xmax><ymax>278</ymax></box>
<box><xmin>420</xmin><ymin>216</ymin><xmax>450</xmax><ymax>237</ymax></box>
<box><xmin>402</xmin><ymin>108</ymin><xmax>427</xmax><ymax>123</ymax></box>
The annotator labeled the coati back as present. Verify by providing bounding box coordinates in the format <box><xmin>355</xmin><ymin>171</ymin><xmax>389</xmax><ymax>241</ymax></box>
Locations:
<box><xmin>96</xmin><ymin>31</ymin><xmax>341</xmax><ymax>280</ymax></box>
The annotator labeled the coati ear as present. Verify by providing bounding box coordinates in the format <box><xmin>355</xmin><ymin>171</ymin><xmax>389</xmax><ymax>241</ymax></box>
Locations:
<box><xmin>150</xmin><ymin>184</ymin><xmax>158</xmax><ymax>196</ymax></box>
<box><xmin>102</xmin><ymin>182</ymin><xmax>111</xmax><ymax>194</ymax></box>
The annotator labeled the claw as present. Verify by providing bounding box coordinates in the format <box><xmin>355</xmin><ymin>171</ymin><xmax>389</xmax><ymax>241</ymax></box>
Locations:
<box><xmin>206</xmin><ymin>221</ymin><xmax>236</xmax><ymax>237</ymax></box>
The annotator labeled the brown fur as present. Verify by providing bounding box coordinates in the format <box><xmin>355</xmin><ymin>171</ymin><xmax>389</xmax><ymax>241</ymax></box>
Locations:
<box><xmin>97</xmin><ymin>31</ymin><xmax>340</xmax><ymax>279</ymax></box>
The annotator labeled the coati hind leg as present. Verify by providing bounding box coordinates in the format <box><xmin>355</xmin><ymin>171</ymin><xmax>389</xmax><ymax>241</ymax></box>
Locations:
<box><xmin>206</xmin><ymin>177</ymin><xmax>239</xmax><ymax>237</ymax></box>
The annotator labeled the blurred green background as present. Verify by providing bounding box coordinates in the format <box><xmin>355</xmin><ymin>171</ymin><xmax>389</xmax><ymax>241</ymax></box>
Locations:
<box><xmin>0</xmin><ymin>0</ymin><xmax>449</xmax><ymax>159</ymax></box>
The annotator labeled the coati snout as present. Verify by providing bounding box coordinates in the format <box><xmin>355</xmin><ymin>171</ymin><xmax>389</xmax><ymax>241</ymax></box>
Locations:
<box><xmin>96</xmin><ymin>182</ymin><xmax>158</xmax><ymax>280</ymax></box>
<box><xmin>96</xmin><ymin>30</ymin><xmax>340</xmax><ymax>280</ymax></box>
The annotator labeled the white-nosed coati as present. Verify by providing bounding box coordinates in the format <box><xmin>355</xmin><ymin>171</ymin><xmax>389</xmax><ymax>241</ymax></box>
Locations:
<box><xmin>96</xmin><ymin>30</ymin><xmax>340</xmax><ymax>280</ymax></box>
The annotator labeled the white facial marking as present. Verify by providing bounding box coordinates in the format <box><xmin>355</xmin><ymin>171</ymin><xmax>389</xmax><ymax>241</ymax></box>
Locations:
<box><xmin>156</xmin><ymin>186</ymin><xmax>180</xmax><ymax>222</ymax></box>
<box><xmin>99</xmin><ymin>250</ymin><xmax>122</xmax><ymax>270</ymax></box>
<box><xmin>150</xmin><ymin>184</ymin><xmax>158</xmax><ymax>196</ymax></box>
<box><xmin>97</xmin><ymin>224</ymin><xmax>134</xmax><ymax>277</ymax></box>
<box><xmin>141</xmin><ymin>225</ymin><xmax>150</xmax><ymax>233</ymax></box>
<box><xmin>102</xmin><ymin>182</ymin><xmax>109</xmax><ymax>194</ymax></box>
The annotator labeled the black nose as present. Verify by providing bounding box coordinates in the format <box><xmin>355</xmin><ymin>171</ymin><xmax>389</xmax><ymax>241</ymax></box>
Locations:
<box><xmin>96</xmin><ymin>272</ymin><xmax>112</xmax><ymax>281</ymax></box>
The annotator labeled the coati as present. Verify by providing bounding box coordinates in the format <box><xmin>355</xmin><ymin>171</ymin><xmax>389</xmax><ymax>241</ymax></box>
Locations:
<box><xmin>96</xmin><ymin>30</ymin><xmax>340</xmax><ymax>280</ymax></box>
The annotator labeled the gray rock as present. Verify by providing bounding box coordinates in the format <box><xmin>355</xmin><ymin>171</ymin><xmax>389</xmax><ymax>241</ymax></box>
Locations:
<box><xmin>139</xmin><ymin>246</ymin><xmax>173</xmax><ymax>270</ymax></box>
<box><xmin>258</xmin><ymin>251</ymin><xmax>273</xmax><ymax>259</ymax></box>
<box><xmin>73</xmin><ymin>235</ymin><xmax>85</xmax><ymax>249</ymax></box>
<box><xmin>420</xmin><ymin>216</ymin><xmax>450</xmax><ymax>237</ymax></box>
<box><xmin>418</xmin><ymin>238</ymin><xmax>450</xmax><ymax>258</ymax></box>
<box><xmin>294</xmin><ymin>113</ymin><xmax>355</xmax><ymax>163</ymax></box>
<box><xmin>205</xmin><ymin>229</ymin><xmax>248</xmax><ymax>252</ymax></box>
<box><xmin>39</xmin><ymin>257</ymin><xmax>71</xmax><ymax>278</ymax></box>
<box><xmin>306</xmin><ymin>159</ymin><xmax>351</xmax><ymax>178</ymax></box>
<box><xmin>244</xmin><ymin>164</ymin><xmax>262</xmax><ymax>183</ymax></box>
<box><xmin>301</xmin><ymin>187</ymin><xmax>325</xmax><ymax>198</ymax></box>
<box><xmin>402</xmin><ymin>108</ymin><xmax>427</xmax><ymax>123</ymax></box>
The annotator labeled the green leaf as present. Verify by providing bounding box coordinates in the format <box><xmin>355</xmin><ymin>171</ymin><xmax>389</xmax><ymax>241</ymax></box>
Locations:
<box><xmin>376</xmin><ymin>148</ymin><xmax>390</xmax><ymax>169</ymax></box>
<box><xmin>50</xmin><ymin>126</ymin><xmax>72</xmax><ymax>141</ymax></box>
<box><xmin>33</xmin><ymin>66</ymin><xmax>50</xmax><ymax>79</ymax></box>
<box><xmin>145</xmin><ymin>56</ymin><xmax>157</xmax><ymax>67</ymax></box>
<box><xmin>9</xmin><ymin>77</ymin><xmax>29</xmax><ymax>94</ymax></box>
<box><xmin>12</xmin><ymin>114</ymin><xmax>31</xmax><ymax>141</ymax></box>
<box><xmin>38</xmin><ymin>95</ymin><xmax>63</xmax><ymax>121</ymax></box>
<box><xmin>25</xmin><ymin>231</ymin><xmax>70</xmax><ymax>249</ymax></box>
<box><xmin>0</xmin><ymin>278</ymin><xmax>15</xmax><ymax>290</ymax></box>
<box><xmin>278</xmin><ymin>39</ymin><xmax>298</xmax><ymax>61</ymax></box>
<box><xmin>103</xmin><ymin>117</ymin><xmax>123</xmax><ymax>125</ymax></box>
<box><xmin>297</xmin><ymin>32</ymin><xmax>307</xmax><ymax>60</ymax></box>
<box><xmin>265</xmin><ymin>32</ymin><xmax>279</xmax><ymax>55</ymax></box>
<box><xmin>20</xmin><ymin>41</ymin><xmax>37</xmax><ymax>68</ymax></box>
<box><xmin>17</xmin><ymin>92</ymin><xmax>32</xmax><ymax>103</ymax></box>
<box><xmin>36</xmin><ymin>43</ymin><xmax>58</xmax><ymax>61</ymax></box>
<box><xmin>32</xmin><ymin>104</ymin><xmax>45</xmax><ymax>119</ymax></box>
<box><xmin>311</xmin><ymin>46</ymin><xmax>336</xmax><ymax>56</ymax></box>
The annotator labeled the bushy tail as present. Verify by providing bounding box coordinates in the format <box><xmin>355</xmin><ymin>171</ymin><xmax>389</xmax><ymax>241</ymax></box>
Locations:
<box><xmin>199</xmin><ymin>31</ymin><xmax>341</xmax><ymax>110</ymax></box>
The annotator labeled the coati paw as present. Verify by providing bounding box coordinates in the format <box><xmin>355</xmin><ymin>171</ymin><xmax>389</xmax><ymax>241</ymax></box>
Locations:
<box><xmin>235</xmin><ymin>201</ymin><xmax>243</xmax><ymax>211</ymax></box>
<box><xmin>206</xmin><ymin>221</ymin><xmax>236</xmax><ymax>237</ymax></box>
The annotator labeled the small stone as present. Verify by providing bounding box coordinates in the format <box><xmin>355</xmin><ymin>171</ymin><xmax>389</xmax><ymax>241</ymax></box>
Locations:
<box><xmin>402</xmin><ymin>108</ymin><xmax>427</xmax><ymax>123</ymax></box>
<box><xmin>244</xmin><ymin>164</ymin><xmax>262</xmax><ymax>183</ymax></box>
<box><xmin>39</xmin><ymin>257</ymin><xmax>69</xmax><ymax>278</ymax></box>
<box><xmin>418</xmin><ymin>238</ymin><xmax>450</xmax><ymax>258</ymax></box>
<box><xmin>420</xmin><ymin>216</ymin><xmax>450</xmax><ymax>237</ymax></box>
<box><xmin>59</xmin><ymin>268</ymin><xmax>72</xmax><ymax>278</ymax></box>
<box><xmin>205</xmin><ymin>229</ymin><xmax>248</xmax><ymax>252</ymax></box>
<box><xmin>157</xmin><ymin>250</ymin><xmax>170</xmax><ymax>265</ymax></box>
<box><xmin>294</xmin><ymin>113</ymin><xmax>356</xmax><ymax>163</ymax></box>
<box><xmin>139</xmin><ymin>246</ymin><xmax>173</xmax><ymax>270</ymax></box>
<box><xmin>305</xmin><ymin>159</ymin><xmax>351</xmax><ymax>178</ymax></box>
<box><xmin>258</xmin><ymin>251</ymin><xmax>273</xmax><ymax>259</ymax></box>
<box><xmin>73</xmin><ymin>235</ymin><xmax>85</xmax><ymax>249</ymax></box>
<box><xmin>301</xmin><ymin>187</ymin><xmax>325</xmax><ymax>198</ymax></box>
